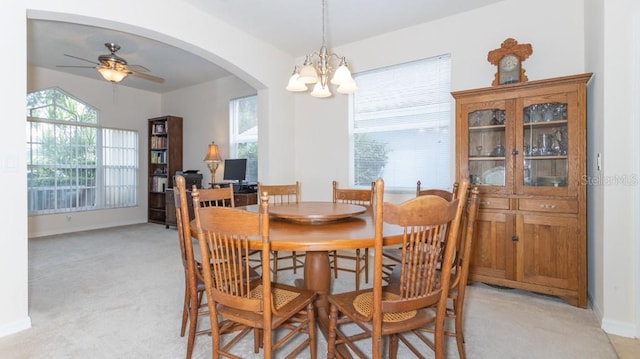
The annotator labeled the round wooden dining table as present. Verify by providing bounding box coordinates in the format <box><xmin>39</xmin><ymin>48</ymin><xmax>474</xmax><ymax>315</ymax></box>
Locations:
<box><xmin>243</xmin><ymin>203</ymin><xmax>402</xmax><ymax>298</ymax></box>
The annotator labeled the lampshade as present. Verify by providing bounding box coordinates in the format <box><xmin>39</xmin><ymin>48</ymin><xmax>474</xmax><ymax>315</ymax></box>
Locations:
<box><xmin>285</xmin><ymin>68</ymin><xmax>308</xmax><ymax>92</ymax></box>
<box><xmin>98</xmin><ymin>67</ymin><xmax>128</xmax><ymax>83</ymax></box>
<box><xmin>330</xmin><ymin>58</ymin><xmax>353</xmax><ymax>85</ymax></box>
<box><xmin>298</xmin><ymin>58</ymin><xmax>319</xmax><ymax>84</ymax></box>
<box><xmin>311</xmin><ymin>82</ymin><xmax>332</xmax><ymax>98</ymax></box>
<box><xmin>203</xmin><ymin>142</ymin><xmax>222</xmax><ymax>163</ymax></box>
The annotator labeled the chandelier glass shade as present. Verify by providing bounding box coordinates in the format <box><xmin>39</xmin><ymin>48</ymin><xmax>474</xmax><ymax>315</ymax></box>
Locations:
<box><xmin>286</xmin><ymin>0</ymin><xmax>357</xmax><ymax>98</ymax></box>
<box><xmin>98</xmin><ymin>67</ymin><xmax>128</xmax><ymax>83</ymax></box>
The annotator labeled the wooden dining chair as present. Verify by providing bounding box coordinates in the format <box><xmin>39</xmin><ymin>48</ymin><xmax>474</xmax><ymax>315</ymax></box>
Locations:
<box><xmin>173</xmin><ymin>175</ymin><xmax>210</xmax><ymax>359</ymax></box>
<box><xmin>381</xmin><ymin>180</ymin><xmax>459</xmax><ymax>283</ymax></box>
<box><xmin>330</xmin><ymin>180</ymin><xmax>375</xmax><ymax>290</ymax></box>
<box><xmin>327</xmin><ymin>179</ymin><xmax>469</xmax><ymax>359</ymax></box>
<box><xmin>195</xmin><ymin>183</ymin><xmax>235</xmax><ymax>207</ymax></box>
<box><xmin>193</xmin><ymin>183</ymin><xmax>263</xmax><ymax>270</ymax></box>
<box><xmin>388</xmin><ymin>185</ymin><xmax>480</xmax><ymax>359</ymax></box>
<box><xmin>192</xmin><ymin>189</ymin><xmax>317</xmax><ymax>359</ymax></box>
<box><xmin>257</xmin><ymin>181</ymin><xmax>304</xmax><ymax>281</ymax></box>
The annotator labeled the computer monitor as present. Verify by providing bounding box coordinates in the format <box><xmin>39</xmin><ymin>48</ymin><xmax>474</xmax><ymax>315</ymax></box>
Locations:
<box><xmin>222</xmin><ymin>158</ymin><xmax>247</xmax><ymax>185</ymax></box>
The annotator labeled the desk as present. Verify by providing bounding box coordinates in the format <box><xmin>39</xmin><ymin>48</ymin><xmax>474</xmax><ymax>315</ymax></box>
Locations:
<box><xmin>165</xmin><ymin>188</ymin><xmax>257</xmax><ymax>227</ymax></box>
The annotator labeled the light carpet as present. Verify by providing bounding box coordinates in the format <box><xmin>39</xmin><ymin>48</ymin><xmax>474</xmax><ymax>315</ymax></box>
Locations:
<box><xmin>0</xmin><ymin>223</ymin><xmax>618</xmax><ymax>358</ymax></box>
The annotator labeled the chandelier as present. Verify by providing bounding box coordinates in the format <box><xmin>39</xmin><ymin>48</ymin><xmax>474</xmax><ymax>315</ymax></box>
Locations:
<box><xmin>286</xmin><ymin>0</ymin><xmax>357</xmax><ymax>98</ymax></box>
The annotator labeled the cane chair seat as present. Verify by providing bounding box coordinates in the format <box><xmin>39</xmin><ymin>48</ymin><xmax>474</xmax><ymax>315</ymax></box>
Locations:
<box><xmin>353</xmin><ymin>292</ymin><xmax>417</xmax><ymax>322</ymax></box>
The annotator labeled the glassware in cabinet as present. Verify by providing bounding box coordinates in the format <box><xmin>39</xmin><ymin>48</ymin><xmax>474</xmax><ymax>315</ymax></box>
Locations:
<box><xmin>522</xmin><ymin>102</ymin><xmax>569</xmax><ymax>188</ymax></box>
<box><xmin>468</xmin><ymin>109</ymin><xmax>506</xmax><ymax>186</ymax></box>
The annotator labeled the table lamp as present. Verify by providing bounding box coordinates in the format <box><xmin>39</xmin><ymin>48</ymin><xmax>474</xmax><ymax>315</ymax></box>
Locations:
<box><xmin>203</xmin><ymin>142</ymin><xmax>222</xmax><ymax>185</ymax></box>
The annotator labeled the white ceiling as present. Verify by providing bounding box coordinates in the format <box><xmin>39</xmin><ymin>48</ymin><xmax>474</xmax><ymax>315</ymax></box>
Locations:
<box><xmin>27</xmin><ymin>0</ymin><xmax>504</xmax><ymax>93</ymax></box>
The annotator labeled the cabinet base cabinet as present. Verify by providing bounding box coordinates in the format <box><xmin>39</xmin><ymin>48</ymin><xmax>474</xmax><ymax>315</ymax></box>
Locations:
<box><xmin>456</xmin><ymin>74</ymin><xmax>591</xmax><ymax>308</ymax></box>
<box><xmin>469</xmin><ymin>207</ymin><xmax>585</xmax><ymax>308</ymax></box>
<box><xmin>469</xmin><ymin>211</ymin><xmax>515</xmax><ymax>282</ymax></box>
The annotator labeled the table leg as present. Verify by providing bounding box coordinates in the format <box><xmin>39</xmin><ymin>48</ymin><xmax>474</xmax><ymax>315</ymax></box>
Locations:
<box><xmin>303</xmin><ymin>251</ymin><xmax>330</xmax><ymax>309</ymax></box>
<box><xmin>297</xmin><ymin>251</ymin><xmax>352</xmax><ymax>358</ymax></box>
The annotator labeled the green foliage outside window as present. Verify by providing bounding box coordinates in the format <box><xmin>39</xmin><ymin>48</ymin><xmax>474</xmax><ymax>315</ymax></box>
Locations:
<box><xmin>27</xmin><ymin>87</ymin><xmax>137</xmax><ymax>214</ymax></box>
<box><xmin>354</xmin><ymin>133</ymin><xmax>389</xmax><ymax>186</ymax></box>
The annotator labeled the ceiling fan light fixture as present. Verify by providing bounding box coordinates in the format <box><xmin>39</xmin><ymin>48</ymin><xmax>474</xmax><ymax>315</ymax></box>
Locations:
<box><xmin>98</xmin><ymin>67</ymin><xmax>128</xmax><ymax>83</ymax></box>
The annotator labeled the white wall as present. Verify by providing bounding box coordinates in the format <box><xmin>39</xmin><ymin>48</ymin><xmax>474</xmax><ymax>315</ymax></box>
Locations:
<box><xmin>597</xmin><ymin>0</ymin><xmax>640</xmax><ymax>338</ymax></box>
<box><xmin>161</xmin><ymin>76</ymin><xmax>256</xmax><ymax>183</ymax></box>
<box><xmin>0</xmin><ymin>0</ymin><xmax>30</xmax><ymax>337</ymax></box>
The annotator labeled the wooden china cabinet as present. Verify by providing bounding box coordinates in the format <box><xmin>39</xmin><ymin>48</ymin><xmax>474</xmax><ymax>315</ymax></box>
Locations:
<box><xmin>453</xmin><ymin>73</ymin><xmax>592</xmax><ymax>307</ymax></box>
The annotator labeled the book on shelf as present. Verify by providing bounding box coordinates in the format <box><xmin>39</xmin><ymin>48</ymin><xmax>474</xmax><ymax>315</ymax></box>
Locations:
<box><xmin>151</xmin><ymin>136</ymin><xmax>168</xmax><ymax>149</ymax></box>
<box><xmin>151</xmin><ymin>176</ymin><xmax>168</xmax><ymax>192</ymax></box>
<box><xmin>150</xmin><ymin>150</ymin><xmax>167</xmax><ymax>164</ymax></box>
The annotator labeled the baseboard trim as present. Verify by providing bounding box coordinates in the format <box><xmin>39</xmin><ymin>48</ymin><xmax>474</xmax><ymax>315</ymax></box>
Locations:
<box><xmin>602</xmin><ymin>318</ymin><xmax>638</xmax><ymax>338</ymax></box>
<box><xmin>0</xmin><ymin>316</ymin><xmax>31</xmax><ymax>338</ymax></box>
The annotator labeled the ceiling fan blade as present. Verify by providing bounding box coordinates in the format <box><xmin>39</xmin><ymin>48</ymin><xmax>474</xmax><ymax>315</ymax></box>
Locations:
<box><xmin>128</xmin><ymin>71</ymin><xmax>165</xmax><ymax>83</ymax></box>
<box><xmin>56</xmin><ymin>65</ymin><xmax>97</xmax><ymax>69</ymax></box>
<box><xmin>63</xmin><ymin>54</ymin><xmax>100</xmax><ymax>65</ymax></box>
<box><xmin>126</xmin><ymin>64</ymin><xmax>150</xmax><ymax>73</ymax></box>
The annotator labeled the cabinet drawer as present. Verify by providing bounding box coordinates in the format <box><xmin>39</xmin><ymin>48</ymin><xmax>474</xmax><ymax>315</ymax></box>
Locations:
<box><xmin>478</xmin><ymin>196</ymin><xmax>510</xmax><ymax>210</ymax></box>
<box><xmin>518</xmin><ymin>198</ymin><xmax>577</xmax><ymax>214</ymax></box>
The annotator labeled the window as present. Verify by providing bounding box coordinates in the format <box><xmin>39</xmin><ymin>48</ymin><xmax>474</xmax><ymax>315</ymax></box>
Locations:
<box><xmin>229</xmin><ymin>95</ymin><xmax>258</xmax><ymax>182</ymax></box>
<box><xmin>26</xmin><ymin>87</ymin><xmax>138</xmax><ymax>215</ymax></box>
<box><xmin>349</xmin><ymin>55</ymin><xmax>452</xmax><ymax>190</ymax></box>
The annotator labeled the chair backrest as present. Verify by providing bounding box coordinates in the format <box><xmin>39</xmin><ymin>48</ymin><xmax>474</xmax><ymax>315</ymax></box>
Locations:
<box><xmin>416</xmin><ymin>180</ymin><xmax>459</xmax><ymax>201</ymax></box>
<box><xmin>174</xmin><ymin>176</ymin><xmax>204</xmax><ymax>297</ymax></box>
<box><xmin>193</xmin><ymin>184</ymin><xmax>235</xmax><ymax>208</ymax></box>
<box><xmin>257</xmin><ymin>181</ymin><xmax>300</xmax><ymax>205</ymax></box>
<box><xmin>192</xmin><ymin>189</ymin><xmax>273</xmax><ymax>343</ymax></box>
<box><xmin>415</xmin><ymin>181</ymin><xmax>464</xmax><ymax>283</ymax></box>
<box><xmin>372</xmin><ymin>180</ymin><xmax>469</xmax><ymax>322</ymax></box>
<box><xmin>450</xmin><ymin>186</ymin><xmax>480</xmax><ymax>298</ymax></box>
<box><xmin>332</xmin><ymin>180</ymin><xmax>375</xmax><ymax>207</ymax></box>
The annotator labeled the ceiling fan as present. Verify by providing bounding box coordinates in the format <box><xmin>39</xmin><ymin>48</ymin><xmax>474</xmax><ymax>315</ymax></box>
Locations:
<box><xmin>57</xmin><ymin>42</ymin><xmax>165</xmax><ymax>84</ymax></box>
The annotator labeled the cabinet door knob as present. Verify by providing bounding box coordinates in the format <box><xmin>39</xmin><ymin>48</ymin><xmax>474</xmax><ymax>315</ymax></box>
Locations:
<box><xmin>512</xmin><ymin>235</ymin><xmax>519</xmax><ymax>242</ymax></box>
<box><xmin>512</xmin><ymin>149</ymin><xmax>519</xmax><ymax>155</ymax></box>
<box><xmin>539</xmin><ymin>204</ymin><xmax>557</xmax><ymax>209</ymax></box>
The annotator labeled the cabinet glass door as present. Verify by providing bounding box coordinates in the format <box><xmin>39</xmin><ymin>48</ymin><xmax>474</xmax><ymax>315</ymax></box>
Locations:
<box><xmin>520</xmin><ymin>98</ymin><xmax>569</xmax><ymax>191</ymax></box>
<box><xmin>468</xmin><ymin>108</ymin><xmax>507</xmax><ymax>187</ymax></box>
